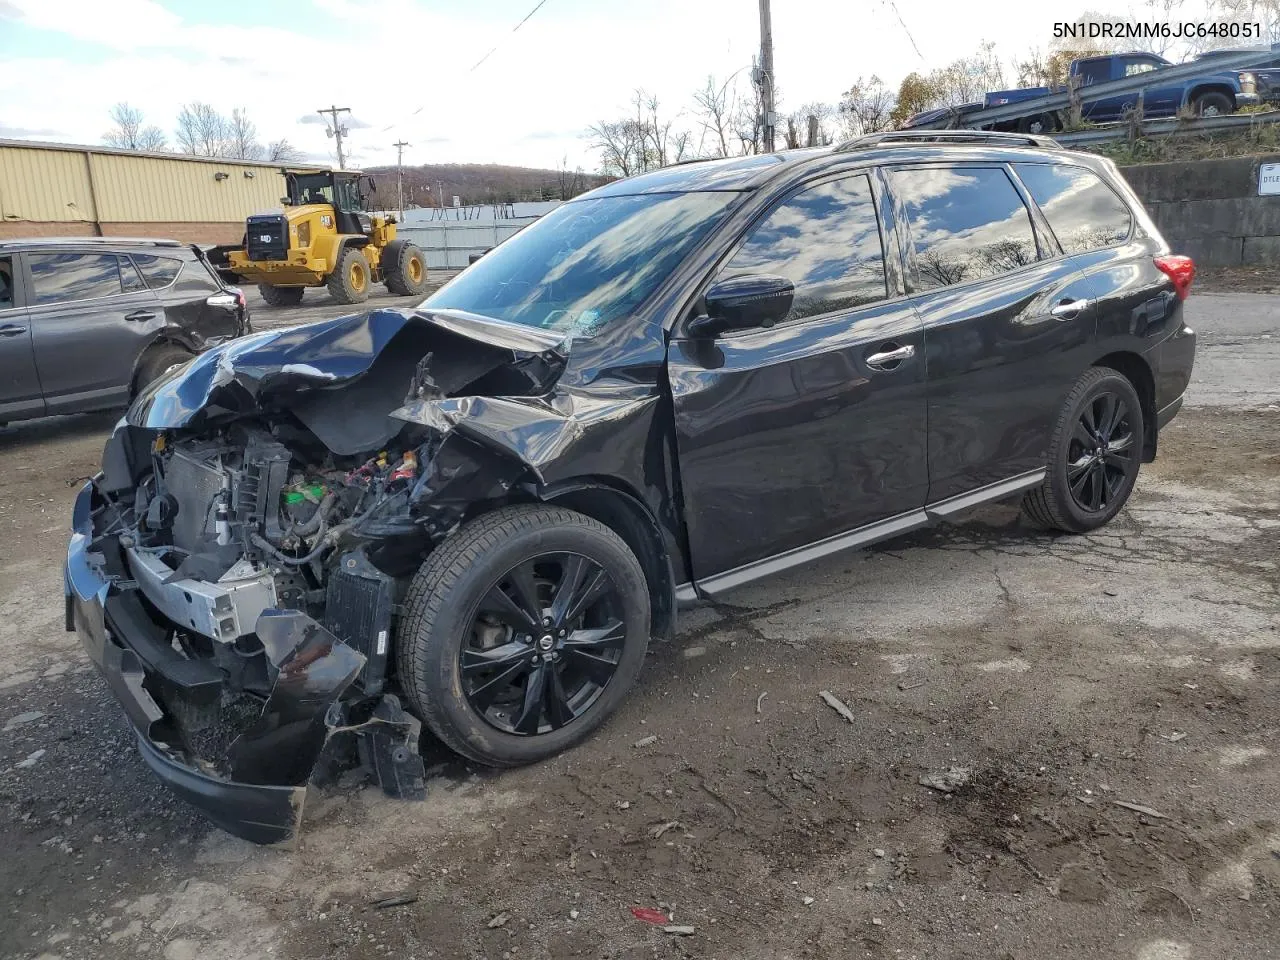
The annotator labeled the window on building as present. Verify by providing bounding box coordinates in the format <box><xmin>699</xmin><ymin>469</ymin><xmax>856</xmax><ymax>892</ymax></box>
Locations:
<box><xmin>714</xmin><ymin>174</ymin><xmax>888</xmax><ymax>323</ymax></box>
<box><xmin>892</xmin><ymin>166</ymin><xmax>1041</xmax><ymax>291</ymax></box>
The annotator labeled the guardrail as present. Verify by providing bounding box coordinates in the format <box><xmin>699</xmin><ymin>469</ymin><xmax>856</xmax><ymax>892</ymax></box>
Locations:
<box><xmin>911</xmin><ymin>47</ymin><xmax>1280</xmax><ymax>131</ymax></box>
<box><xmin>1055</xmin><ymin>109</ymin><xmax>1280</xmax><ymax>147</ymax></box>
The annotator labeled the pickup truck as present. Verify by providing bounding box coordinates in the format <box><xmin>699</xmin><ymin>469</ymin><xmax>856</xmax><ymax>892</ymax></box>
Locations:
<box><xmin>906</xmin><ymin>50</ymin><xmax>1265</xmax><ymax>133</ymax></box>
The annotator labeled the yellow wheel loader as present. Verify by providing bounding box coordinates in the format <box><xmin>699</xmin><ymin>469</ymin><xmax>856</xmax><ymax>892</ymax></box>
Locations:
<box><xmin>212</xmin><ymin>170</ymin><xmax>428</xmax><ymax>307</ymax></box>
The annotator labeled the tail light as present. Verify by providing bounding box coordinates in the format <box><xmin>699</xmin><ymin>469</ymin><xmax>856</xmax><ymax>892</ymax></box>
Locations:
<box><xmin>1154</xmin><ymin>254</ymin><xmax>1195</xmax><ymax>301</ymax></box>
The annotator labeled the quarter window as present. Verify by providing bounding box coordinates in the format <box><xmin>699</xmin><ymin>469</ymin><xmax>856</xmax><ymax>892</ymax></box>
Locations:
<box><xmin>132</xmin><ymin>254</ymin><xmax>184</xmax><ymax>289</ymax></box>
<box><xmin>1014</xmin><ymin>163</ymin><xmax>1133</xmax><ymax>254</ymax></box>
<box><xmin>892</xmin><ymin>166</ymin><xmax>1040</xmax><ymax>291</ymax></box>
<box><xmin>172</xmin><ymin>260</ymin><xmax>221</xmax><ymax>295</ymax></box>
<box><xmin>716</xmin><ymin>174</ymin><xmax>888</xmax><ymax>323</ymax></box>
<box><xmin>0</xmin><ymin>256</ymin><xmax>13</xmax><ymax>309</ymax></box>
<box><xmin>27</xmin><ymin>253</ymin><xmax>139</xmax><ymax>305</ymax></box>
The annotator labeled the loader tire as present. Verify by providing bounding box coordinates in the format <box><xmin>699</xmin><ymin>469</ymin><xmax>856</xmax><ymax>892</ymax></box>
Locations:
<box><xmin>257</xmin><ymin>284</ymin><xmax>304</xmax><ymax>307</ymax></box>
<box><xmin>381</xmin><ymin>240</ymin><xmax>429</xmax><ymax>296</ymax></box>
<box><xmin>327</xmin><ymin>247</ymin><xmax>371</xmax><ymax>305</ymax></box>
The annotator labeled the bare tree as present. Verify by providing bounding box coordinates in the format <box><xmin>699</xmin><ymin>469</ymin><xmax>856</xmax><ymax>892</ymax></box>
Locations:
<box><xmin>587</xmin><ymin>118</ymin><xmax>646</xmax><ymax>177</ymax></box>
<box><xmin>268</xmin><ymin>139</ymin><xmax>303</xmax><ymax>163</ymax></box>
<box><xmin>103</xmin><ymin>102</ymin><xmax>167</xmax><ymax>151</ymax></box>
<box><xmin>1204</xmin><ymin>0</ymin><xmax>1280</xmax><ymax>46</ymax></box>
<box><xmin>556</xmin><ymin>155</ymin><xmax>586</xmax><ymax>200</ymax></box>
<box><xmin>228</xmin><ymin>108</ymin><xmax>263</xmax><ymax>160</ymax></box>
<box><xmin>176</xmin><ymin>102</ymin><xmax>231</xmax><ymax>157</ymax></box>
<box><xmin>588</xmin><ymin>90</ymin><xmax>692</xmax><ymax>176</ymax></box>
<box><xmin>838</xmin><ymin>76</ymin><xmax>895</xmax><ymax>137</ymax></box>
<box><xmin>693</xmin><ymin>73</ymin><xmax>739</xmax><ymax>158</ymax></box>
<box><xmin>733</xmin><ymin>77</ymin><xmax>767</xmax><ymax>155</ymax></box>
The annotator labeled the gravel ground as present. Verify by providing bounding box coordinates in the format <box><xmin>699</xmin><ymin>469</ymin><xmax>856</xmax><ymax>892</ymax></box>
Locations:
<box><xmin>0</xmin><ymin>292</ymin><xmax>1277</xmax><ymax>960</ymax></box>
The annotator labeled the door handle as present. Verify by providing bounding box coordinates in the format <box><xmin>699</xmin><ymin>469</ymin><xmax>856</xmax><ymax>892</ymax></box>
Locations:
<box><xmin>125</xmin><ymin>311</ymin><xmax>157</xmax><ymax>322</ymax></box>
<box><xmin>1050</xmin><ymin>298</ymin><xmax>1091</xmax><ymax>320</ymax></box>
<box><xmin>0</xmin><ymin>323</ymin><xmax>27</xmax><ymax>337</ymax></box>
<box><xmin>865</xmin><ymin>343</ymin><xmax>916</xmax><ymax>370</ymax></box>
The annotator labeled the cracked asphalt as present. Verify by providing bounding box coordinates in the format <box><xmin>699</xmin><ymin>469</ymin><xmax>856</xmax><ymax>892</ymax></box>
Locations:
<box><xmin>1</xmin><ymin>290</ymin><xmax>1277</xmax><ymax>960</ymax></box>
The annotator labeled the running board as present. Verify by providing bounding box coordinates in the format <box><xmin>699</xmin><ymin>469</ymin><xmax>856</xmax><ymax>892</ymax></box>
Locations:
<box><xmin>694</xmin><ymin>469</ymin><xmax>1045</xmax><ymax>599</ymax></box>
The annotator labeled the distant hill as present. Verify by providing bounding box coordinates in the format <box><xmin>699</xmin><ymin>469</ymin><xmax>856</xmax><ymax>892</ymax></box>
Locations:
<box><xmin>365</xmin><ymin>162</ymin><xmax>611</xmax><ymax>208</ymax></box>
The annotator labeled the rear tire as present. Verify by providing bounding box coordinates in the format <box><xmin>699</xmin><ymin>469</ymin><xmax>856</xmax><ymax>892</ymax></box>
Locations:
<box><xmin>327</xmin><ymin>247</ymin><xmax>371</xmax><ymax>305</ymax></box>
<box><xmin>133</xmin><ymin>343</ymin><xmax>193</xmax><ymax>396</ymax></box>
<box><xmin>396</xmin><ymin>504</ymin><xmax>651</xmax><ymax>767</ymax></box>
<box><xmin>380</xmin><ymin>239</ymin><xmax>429</xmax><ymax>296</ymax></box>
<box><xmin>1192</xmin><ymin>91</ymin><xmax>1233</xmax><ymax>117</ymax></box>
<box><xmin>257</xmin><ymin>284</ymin><xmax>304</xmax><ymax>307</ymax></box>
<box><xmin>1022</xmin><ymin>367</ymin><xmax>1144</xmax><ymax>533</ymax></box>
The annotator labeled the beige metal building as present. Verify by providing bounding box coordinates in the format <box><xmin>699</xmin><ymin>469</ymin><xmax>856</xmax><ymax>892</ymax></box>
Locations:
<box><xmin>0</xmin><ymin>139</ymin><xmax>325</xmax><ymax>244</ymax></box>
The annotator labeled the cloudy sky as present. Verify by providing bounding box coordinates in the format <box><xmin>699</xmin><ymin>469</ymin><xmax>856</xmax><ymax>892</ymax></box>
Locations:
<box><xmin>0</xmin><ymin>0</ymin><xmax>1172</xmax><ymax>171</ymax></box>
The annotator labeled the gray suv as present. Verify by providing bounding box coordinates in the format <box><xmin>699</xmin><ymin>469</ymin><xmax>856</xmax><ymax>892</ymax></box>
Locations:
<box><xmin>0</xmin><ymin>237</ymin><xmax>249</xmax><ymax>425</ymax></box>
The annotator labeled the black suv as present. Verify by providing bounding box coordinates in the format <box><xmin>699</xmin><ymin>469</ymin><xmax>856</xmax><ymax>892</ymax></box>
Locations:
<box><xmin>66</xmin><ymin>133</ymin><xmax>1196</xmax><ymax>842</ymax></box>
<box><xmin>0</xmin><ymin>238</ymin><xmax>248</xmax><ymax>425</ymax></box>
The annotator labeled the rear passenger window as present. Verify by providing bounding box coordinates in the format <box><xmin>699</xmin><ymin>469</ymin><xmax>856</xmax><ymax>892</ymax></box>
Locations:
<box><xmin>716</xmin><ymin>174</ymin><xmax>887</xmax><ymax>323</ymax></box>
<box><xmin>1014</xmin><ymin>164</ymin><xmax>1132</xmax><ymax>254</ymax></box>
<box><xmin>132</xmin><ymin>254</ymin><xmax>183</xmax><ymax>289</ymax></box>
<box><xmin>28</xmin><ymin>253</ymin><xmax>137</xmax><ymax>305</ymax></box>
<box><xmin>0</xmin><ymin>256</ymin><xmax>13</xmax><ymax>309</ymax></box>
<box><xmin>892</xmin><ymin>166</ymin><xmax>1040</xmax><ymax>291</ymax></box>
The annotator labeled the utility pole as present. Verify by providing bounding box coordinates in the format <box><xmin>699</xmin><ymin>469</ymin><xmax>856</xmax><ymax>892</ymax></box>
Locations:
<box><xmin>392</xmin><ymin>140</ymin><xmax>410</xmax><ymax>220</ymax></box>
<box><xmin>317</xmin><ymin>105</ymin><xmax>351</xmax><ymax>169</ymax></box>
<box><xmin>758</xmin><ymin>0</ymin><xmax>776</xmax><ymax>153</ymax></box>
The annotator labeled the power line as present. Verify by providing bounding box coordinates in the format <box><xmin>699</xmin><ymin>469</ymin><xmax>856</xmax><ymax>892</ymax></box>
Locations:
<box><xmin>470</xmin><ymin>0</ymin><xmax>551</xmax><ymax>72</ymax></box>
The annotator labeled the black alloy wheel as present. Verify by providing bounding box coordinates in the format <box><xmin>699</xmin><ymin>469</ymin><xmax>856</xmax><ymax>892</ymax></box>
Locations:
<box><xmin>1023</xmin><ymin>366</ymin><xmax>1145</xmax><ymax>533</ymax></box>
<box><xmin>1066</xmin><ymin>390</ymin><xmax>1136</xmax><ymax>514</ymax></box>
<box><xmin>461</xmin><ymin>553</ymin><xmax>625</xmax><ymax>736</ymax></box>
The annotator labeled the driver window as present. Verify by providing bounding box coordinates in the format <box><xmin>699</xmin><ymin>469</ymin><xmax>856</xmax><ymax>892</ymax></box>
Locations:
<box><xmin>714</xmin><ymin>174</ymin><xmax>888</xmax><ymax>323</ymax></box>
<box><xmin>0</xmin><ymin>256</ymin><xmax>13</xmax><ymax>309</ymax></box>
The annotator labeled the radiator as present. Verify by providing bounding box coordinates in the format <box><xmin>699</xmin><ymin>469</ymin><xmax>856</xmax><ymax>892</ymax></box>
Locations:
<box><xmin>164</xmin><ymin>449</ymin><xmax>225</xmax><ymax>553</ymax></box>
<box><xmin>323</xmin><ymin>550</ymin><xmax>396</xmax><ymax>695</ymax></box>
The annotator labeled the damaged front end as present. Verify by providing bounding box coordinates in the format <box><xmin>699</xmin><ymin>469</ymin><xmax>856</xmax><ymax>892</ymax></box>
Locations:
<box><xmin>66</xmin><ymin>308</ymin><xmax>569</xmax><ymax>843</ymax></box>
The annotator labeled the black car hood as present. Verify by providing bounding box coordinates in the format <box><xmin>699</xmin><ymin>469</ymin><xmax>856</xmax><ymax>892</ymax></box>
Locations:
<box><xmin>128</xmin><ymin>307</ymin><xmax>569</xmax><ymax>453</ymax></box>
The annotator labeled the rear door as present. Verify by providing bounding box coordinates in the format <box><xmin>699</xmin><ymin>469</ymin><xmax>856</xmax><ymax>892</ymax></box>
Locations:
<box><xmin>133</xmin><ymin>252</ymin><xmax>242</xmax><ymax>346</ymax></box>
<box><xmin>888</xmin><ymin>163</ymin><xmax>1098</xmax><ymax>502</ymax></box>
<box><xmin>0</xmin><ymin>251</ymin><xmax>45</xmax><ymax>421</ymax></box>
<box><xmin>24</xmin><ymin>251</ymin><xmax>164</xmax><ymax>414</ymax></box>
<box><xmin>669</xmin><ymin>171</ymin><xmax>929</xmax><ymax>585</ymax></box>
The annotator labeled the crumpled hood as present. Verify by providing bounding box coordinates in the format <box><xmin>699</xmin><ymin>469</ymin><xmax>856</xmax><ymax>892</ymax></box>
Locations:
<box><xmin>128</xmin><ymin>307</ymin><xmax>569</xmax><ymax>450</ymax></box>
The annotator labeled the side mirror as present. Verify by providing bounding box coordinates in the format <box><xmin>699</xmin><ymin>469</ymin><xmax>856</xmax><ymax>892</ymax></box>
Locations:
<box><xmin>688</xmin><ymin>274</ymin><xmax>794</xmax><ymax>337</ymax></box>
<box><xmin>280</xmin><ymin>196</ymin><xmax>292</xmax><ymax>205</ymax></box>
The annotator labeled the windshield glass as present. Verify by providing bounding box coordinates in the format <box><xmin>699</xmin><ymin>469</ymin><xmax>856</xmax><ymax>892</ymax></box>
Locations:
<box><xmin>292</xmin><ymin>174</ymin><xmax>334</xmax><ymax>206</ymax></box>
<box><xmin>420</xmin><ymin>191</ymin><xmax>739</xmax><ymax>335</ymax></box>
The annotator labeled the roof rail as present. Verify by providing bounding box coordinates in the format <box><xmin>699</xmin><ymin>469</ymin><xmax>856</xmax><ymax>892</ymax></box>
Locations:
<box><xmin>834</xmin><ymin>130</ymin><xmax>1060</xmax><ymax>152</ymax></box>
<box><xmin>0</xmin><ymin>236</ymin><xmax>184</xmax><ymax>248</ymax></box>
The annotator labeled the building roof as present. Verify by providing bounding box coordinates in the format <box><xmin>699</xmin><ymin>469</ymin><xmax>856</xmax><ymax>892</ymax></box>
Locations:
<box><xmin>0</xmin><ymin>137</ymin><xmax>328</xmax><ymax>170</ymax></box>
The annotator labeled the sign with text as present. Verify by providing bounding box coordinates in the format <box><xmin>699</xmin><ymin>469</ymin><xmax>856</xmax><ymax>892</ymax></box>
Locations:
<box><xmin>1261</xmin><ymin>162</ymin><xmax>1280</xmax><ymax>196</ymax></box>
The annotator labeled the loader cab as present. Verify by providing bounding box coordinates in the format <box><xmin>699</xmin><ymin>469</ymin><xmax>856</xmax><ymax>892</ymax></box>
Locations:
<box><xmin>285</xmin><ymin>171</ymin><xmax>374</xmax><ymax>235</ymax></box>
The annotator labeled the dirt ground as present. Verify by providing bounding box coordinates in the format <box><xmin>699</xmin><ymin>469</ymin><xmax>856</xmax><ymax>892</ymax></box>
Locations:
<box><xmin>1</xmin><ymin>293</ymin><xmax>1277</xmax><ymax>960</ymax></box>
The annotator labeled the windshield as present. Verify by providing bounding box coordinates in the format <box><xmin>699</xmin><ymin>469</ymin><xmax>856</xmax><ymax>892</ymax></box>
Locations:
<box><xmin>291</xmin><ymin>174</ymin><xmax>334</xmax><ymax>206</ymax></box>
<box><xmin>420</xmin><ymin>191</ymin><xmax>739</xmax><ymax>335</ymax></box>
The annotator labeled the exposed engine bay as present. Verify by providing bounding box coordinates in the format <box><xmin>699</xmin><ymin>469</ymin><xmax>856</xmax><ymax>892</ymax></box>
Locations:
<box><xmin>68</xmin><ymin>308</ymin><xmax>585</xmax><ymax>841</ymax></box>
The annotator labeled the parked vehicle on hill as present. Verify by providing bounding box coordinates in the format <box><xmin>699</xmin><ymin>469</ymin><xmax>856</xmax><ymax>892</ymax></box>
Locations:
<box><xmin>906</xmin><ymin>51</ymin><xmax>1264</xmax><ymax>132</ymax></box>
<box><xmin>67</xmin><ymin>132</ymin><xmax>1196</xmax><ymax>843</ymax></box>
<box><xmin>0</xmin><ymin>238</ymin><xmax>248</xmax><ymax>426</ymax></box>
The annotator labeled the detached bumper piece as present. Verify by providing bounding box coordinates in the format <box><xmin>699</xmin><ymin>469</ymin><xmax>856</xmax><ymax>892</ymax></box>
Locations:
<box><xmin>65</xmin><ymin>482</ymin><xmax>426</xmax><ymax>844</ymax></box>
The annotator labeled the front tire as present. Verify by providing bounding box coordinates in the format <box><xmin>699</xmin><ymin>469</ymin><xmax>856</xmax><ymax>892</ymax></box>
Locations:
<box><xmin>257</xmin><ymin>284</ymin><xmax>305</xmax><ymax>307</ymax></box>
<box><xmin>1023</xmin><ymin>367</ymin><xmax>1144</xmax><ymax>533</ymax></box>
<box><xmin>380</xmin><ymin>239</ymin><xmax>429</xmax><ymax>296</ymax></box>
<box><xmin>327</xmin><ymin>247</ymin><xmax>371</xmax><ymax>304</ymax></box>
<box><xmin>396</xmin><ymin>504</ymin><xmax>651</xmax><ymax>767</ymax></box>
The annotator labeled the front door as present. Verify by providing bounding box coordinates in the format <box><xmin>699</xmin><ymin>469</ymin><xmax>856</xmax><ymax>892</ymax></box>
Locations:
<box><xmin>23</xmin><ymin>251</ymin><xmax>164</xmax><ymax>413</ymax></box>
<box><xmin>887</xmin><ymin>163</ymin><xmax>1096</xmax><ymax>501</ymax></box>
<box><xmin>669</xmin><ymin>172</ymin><xmax>929</xmax><ymax>586</ymax></box>
<box><xmin>0</xmin><ymin>253</ymin><xmax>44</xmax><ymax>421</ymax></box>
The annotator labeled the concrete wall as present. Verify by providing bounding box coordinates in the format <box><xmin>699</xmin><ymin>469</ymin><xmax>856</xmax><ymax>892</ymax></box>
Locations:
<box><xmin>1121</xmin><ymin>154</ymin><xmax>1280</xmax><ymax>267</ymax></box>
